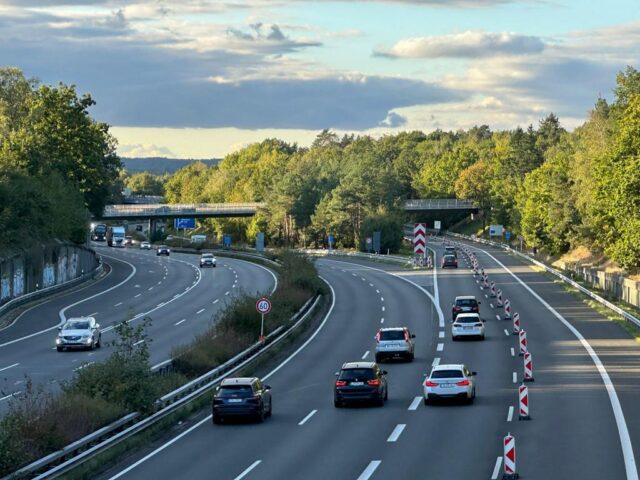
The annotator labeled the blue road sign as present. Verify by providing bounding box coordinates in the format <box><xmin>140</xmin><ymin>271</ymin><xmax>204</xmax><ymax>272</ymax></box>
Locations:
<box><xmin>328</xmin><ymin>234</ymin><xmax>335</xmax><ymax>249</ymax></box>
<box><xmin>505</xmin><ymin>231</ymin><xmax>512</xmax><ymax>241</ymax></box>
<box><xmin>256</xmin><ymin>232</ymin><xmax>265</xmax><ymax>253</ymax></box>
<box><xmin>174</xmin><ymin>218</ymin><xmax>196</xmax><ymax>229</ymax></box>
<box><xmin>223</xmin><ymin>234</ymin><xmax>232</xmax><ymax>248</ymax></box>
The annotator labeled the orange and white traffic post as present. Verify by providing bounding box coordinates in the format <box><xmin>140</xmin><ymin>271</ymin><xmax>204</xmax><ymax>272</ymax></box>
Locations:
<box><xmin>504</xmin><ymin>299</ymin><xmax>512</xmax><ymax>319</ymax></box>
<box><xmin>496</xmin><ymin>289</ymin><xmax>504</xmax><ymax>308</ymax></box>
<box><xmin>512</xmin><ymin>312</ymin><xmax>521</xmax><ymax>335</ymax></box>
<box><xmin>523</xmin><ymin>352</ymin><xmax>534</xmax><ymax>382</ymax></box>
<box><xmin>483</xmin><ymin>274</ymin><xmax>490</xmax><ymax>290</ymax></box>
<box><xmin>490</xmin><ymin>282</ymin><xmax>497</xmax><ymax>298</ymax></box>
<box><xmin>518</xmin><ymin>329</ymin><xmax>528</xmax><ymax>356</ymax></box>
<box><xmin>518</xmin><ymin>384</ymin><xmax>530</xmax><ymax>420</ymax></box>
<box><xmin>502</xmin><ymin>433</ymin><xmax>519</xmax><ymax>479</ymax></box>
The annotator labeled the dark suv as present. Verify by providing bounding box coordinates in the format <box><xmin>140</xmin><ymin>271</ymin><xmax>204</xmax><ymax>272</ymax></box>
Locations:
<box><xmin>212</xmin><ymin>377</ymin><xmax>272</xmax><ymax>424</ymax></box>
<box><xmin>441</xmin><ymin>254</ymin><xmax>458</xmax><ymax>268</ymax></box>
<box><xmin>334</xmin><ymin>362</ymin><xmax>388</xmax><ymax>407</ymax></box>
<box><xmin>452</xmin><ymin>295</ymin><xmax>481</xmax><ymax>321</ymax></box>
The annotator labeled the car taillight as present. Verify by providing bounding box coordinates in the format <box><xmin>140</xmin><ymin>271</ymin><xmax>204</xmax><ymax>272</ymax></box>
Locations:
<box><xmin>375</xmin><ymin>331</ymin><xmax>381</xmax><ymax>343</ymax></box>
<box><xmin>456</xmin><ymin>380</ymin><xmax>470</xmax><ymax>386</ymax></box>
<box><xmin>454</xmin><ymin>306</ymin><xmax>461</xmax><ymax>311</ymax></box>
<box><xmin>335</xmin><ymin>380</ymin><xmax>347</xmax><ymax>387</ymax></box>
<box><xmin>367</xmin><ymin>379</ymin><xmax>381</xmax><ymax>386</ymax></box>
<box><xmin>475</xmin><ymin>323</ymin><xmax>483</xmax><ymax>327</ymax></box>
<box><xmin>425</xmin><ymin>380</ymin><xmax>438</xmax><ymax>387</ymax></box>
<box><xmin>404</xmin><ymin>331</ymin><xmax>409</xmax><ymax>342</ymax></box>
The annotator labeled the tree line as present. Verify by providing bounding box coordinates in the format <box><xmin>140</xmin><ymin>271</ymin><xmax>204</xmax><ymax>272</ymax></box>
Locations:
<box><xmin>162</xmin><ymin>66</ymin><xmax>640</xmax><ymax>270</ymax></box>
<box><xmin>0</xmin><ymin>68</ymin><xmax>121</xmax><ymax>250</ymax></box>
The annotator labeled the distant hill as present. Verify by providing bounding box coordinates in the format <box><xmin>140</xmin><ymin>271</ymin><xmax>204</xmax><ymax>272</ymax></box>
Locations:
<box><xmin>121</xmin><ymin>157</ymin><xmax>219</xmax><ymax>175</ymax></box>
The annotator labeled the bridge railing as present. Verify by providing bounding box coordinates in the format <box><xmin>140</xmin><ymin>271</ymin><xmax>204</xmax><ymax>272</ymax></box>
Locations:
<box><xmin>403</xmin><ymin>199</ymin><xmax>476</xmax><ymax>210</ymax></box>
<box><xmin>102</xmin><ymin>202</ymin><xmax>266</xmax><ymax>218</ymax></box>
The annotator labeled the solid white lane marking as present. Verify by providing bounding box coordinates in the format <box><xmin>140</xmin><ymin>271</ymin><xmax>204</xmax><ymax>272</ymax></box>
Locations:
<box><xmin>157</xmin><ymin>303</ymin><xmax>165</xmax><ymax>307</ymax></box>
<box><xmin>173</xmin><ymin>294</ymin><xmax>179</xmax><ymax>299</ymax></box>
<box><xmin>74</xmin><ymin>361</ymin><xmax>95</xmax><ymax>372</ymax></box>
<box><xmin>381</xmin><ymin>306</ymin><xmax>385</xmax><ymax>312</ymax></box>
<box><xmin>298</xmin><ymin>409</ymin><xmax>318</xmax><ymax>426</ymax></box>
<box><xmin>471</xmin><ymin>243</ymin><xmax>639</xmax><ymax>479</ymax></box>
<box><xmin>196</xmin><ymin>308</ymin><xmax>205</xmax><ymax>314</ymax></box>
<box><xmin>436</xmin><ymin>343</ymin><xmax>444</xmax><ymax>352</ymax></box>
<box><xmin>513</xmin><ymin>372</ymin><xmax>517</xmax><ymax>383</ymax></box>
<box><xmin>507</xmin><ymin>406</ymin><xmax>514</xmax><ymax>422</ymax></box>
<box><xmin>0</xmin><ymin>363</ymin><xmax>19</xmax><ymax>372</ymax></box>
<box><xmin>212</xmin><ymin>299</ymin><xmax>219</xmax><ymax>304</ymax></box>
<box><xmin>432</xmin><ymin>357</ymin><xmax>440</xmax><ymax>367</ymax></box>
<box><xmin>134</xmin><ymin>293</ymin><xmax>141</xmax><ymax>298</ymax></box>
<box><xmin>511</xmin><ymin>347</ymin><xmax>515</xmax><ymax>357</ymax></box>
<box><xmin>380</xmin><ymin>318</ymin><xmax>384</xmax><ymax>324</ymax></box>
<box><xmin>387</xmin><ymin>424</ymin><xmax>406</xmax><ymax>442</ymax></box>
<box><xmin>408</xmin><ymin>396</ymin><xmax>421</xmax><ymax>410</ymax></box>
<box><xmin>439</xmin><ymin>331</ymin><xmax>445</xmax><ymax>338</ymax></box>
<box><xmin>362</xmin><ymin>350</ymin><xmax>370</xmax><ymax>359</ymax></box>
<box><xmin>114</xmin><ymin>302</ymin><xmax>123</xmax><ymax>307</ymax></box>
<box><xmin>175</xmin><ymin>319</ymin><xmax>186</xmax><ymax>326</ymax></box>
<box><xmin>357</xmin><ymin>461</ymin><xmax>382</xmax><ymax>480</ymax></box>
<box><xmin>87</xmin><ymin>312</ymin><xmax>98</xmax><ymax>317</ymax></box>
<box><xmin>491</xmin><ymin>457</ymin><xmax>503</xmax><ymax>480</ymax></box>
<box><xmin>233</xmin><ymin>460</ymin><xmax>262</xmax><ymax>480</ymax></box>
<box><xmin>503</xmin><ymin>329</ymin><xmax>509</xmax><ymax>336</ymax></box>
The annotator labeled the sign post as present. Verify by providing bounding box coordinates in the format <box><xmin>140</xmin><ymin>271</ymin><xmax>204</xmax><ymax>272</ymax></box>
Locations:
<box><xmin>256</xmin><ymin>297</ymin><xmax>272</xmax><ymax>343</ymax></box>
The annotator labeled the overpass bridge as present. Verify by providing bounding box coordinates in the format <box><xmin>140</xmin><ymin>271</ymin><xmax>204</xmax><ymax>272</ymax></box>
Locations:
<box><xmin>97</xmin><ymin>199</ymin><xmax>477</xmax><ymax>221</ymax></box>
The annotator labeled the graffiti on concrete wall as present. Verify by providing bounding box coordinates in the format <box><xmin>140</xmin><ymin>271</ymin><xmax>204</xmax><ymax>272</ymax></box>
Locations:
<box><xmin>57</xmin><ymin>254</ymin><xmax>68</xmax><ymax>284</ymax></box>
<box><xmin>43</xmin><ymin>264</ymin><xmax>56</xmax><ymax>288</ymax></box>
<box><xmin>0</xmin><ymin>270</ymin><xmax>10</xmax><ymax>302</ymax></box>
<box><xmin>69</xmin><ymin>252</ymin><xmax>78</xmax><ymax>278</ymax></box>
<box><xmin>13</xmin><ymin>259</ymin><xmax>24</xmax><ymax>297</ymax></box>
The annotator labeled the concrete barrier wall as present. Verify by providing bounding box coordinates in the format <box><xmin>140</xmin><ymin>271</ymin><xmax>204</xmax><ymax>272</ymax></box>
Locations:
<box><xmin>0</xmin><ymin>244</ymin><xmax>99</xmax><ymax>306</ymax></box>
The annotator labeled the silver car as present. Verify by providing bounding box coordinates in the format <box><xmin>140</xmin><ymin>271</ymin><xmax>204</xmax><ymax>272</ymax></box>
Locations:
<box><xmin>56</xmin><ymin>317</ymin><xmax>101</xmax><ymax>351</ymax></box>
<box><xmin>452</xmin><ymin>313</ymin><xmax>485</xmax><ymax>340</ymax></box>
<box><xmin>423</xmin><ymin>364</ymin><xmax>476</xmax><ymax>404</ymax></box>
<box><xmin>199</xmin><ymin>253</ymin><xmax>217</xmax><ymax>268</ymax></box>
<box><xmin>140</xmin><ymin>241</ymin><xmax>151</xmax><ymax>250</ymax></box>
<box><xmin>375</xmin><ymin>327</ymin><xmax>415</xmax><ymax>362</ymax></box>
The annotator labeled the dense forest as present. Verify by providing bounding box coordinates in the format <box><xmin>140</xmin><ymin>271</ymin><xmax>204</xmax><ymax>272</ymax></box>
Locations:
<box><xmin>164</xmin><ymin>67</ymin><xmax>640</xmax><ymax>270</ymax></box>
<box><xmin>0</xmin><ymin>68</ymin><xmax>121</xmax><ymax>250</ymax></box>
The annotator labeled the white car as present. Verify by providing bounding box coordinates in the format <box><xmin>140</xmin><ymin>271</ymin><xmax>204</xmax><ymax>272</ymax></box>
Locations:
<box><xmin>139</xmin><ymin>241</ymin><xmax>151</xmax><ymax>250</ymax></box>
<box><xmin>451</xmin><ymin>313</ymin><xmax>485</xmax><ymax>340</ymax></box>
<box><xmin>423</xmin><ymin>364</ymin><xmax>476</xmax><ymax>404</ymax></box>
<box><xmin>56</xmin><ymin>317</ymin><xmax>101</xmax><ymax>351</ymax></box>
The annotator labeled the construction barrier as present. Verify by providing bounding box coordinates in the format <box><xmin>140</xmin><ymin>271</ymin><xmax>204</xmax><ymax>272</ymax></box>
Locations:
<box><xmin>483</xmin><ymin>275</ymin><xmax>490</xmax><ymax>289</ymax></box>
<box><xmin>519</xmin><ymin>330</ymin><xmax>528</xmax><ymax>356</ymax></box>
<box><xmin>518</xmin><ymin>384</ymin><xmax>530</xmax><ymax>420</ymax></box>
<box><xmin>503</xmin><ymin>433</ymin><xmax>519</xmax><ymax>479</ymax></box>
<box><xmin>504</xmin><ymin>299</ymin><xmax>512</xmax><ymax>319</ymax></box>
<box><xmin>512</xmin><ymin>312</ymin><xmax>520</xmax><ymax>335</ymax></box>
<box><xmin>523</xmin><ymin>352</ymin><xmax>534</xmax><ymax>382</ymax></box>
<box><xmin>490</xmin><ymin>282</ymin><xmax>497</xmax><ymax>298</ymax></box>
<box><xmin>496</xmin><ymin>289</ymin><xmax>504</xmax><ymax>308</ymax></box>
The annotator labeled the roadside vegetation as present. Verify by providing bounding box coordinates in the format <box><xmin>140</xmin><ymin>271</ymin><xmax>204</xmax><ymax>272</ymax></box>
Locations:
<box><xmin>162</xmin><ymin>67</ymin><xmax>640</xmax><ymax>272</ymax></box>
<box><xmin>0</xmin><ymin>68</ymin><xmax>121</xmax><ymax>249</ymax></box>
<box><xmin>0</xmin><ymin>251</ymin><xmax>323</xmax><ymax>476</ymax></box>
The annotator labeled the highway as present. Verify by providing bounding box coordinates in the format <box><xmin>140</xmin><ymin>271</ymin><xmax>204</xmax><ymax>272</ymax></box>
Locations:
<box><xmin>0</xmin><ymin>245</ymin><xmax>276</xmax><ymax>406</ymax></box>
<box><xmin>97</xmin><ymin>240</ymin><xmax>640</xmax><ymax>480</ymax></box>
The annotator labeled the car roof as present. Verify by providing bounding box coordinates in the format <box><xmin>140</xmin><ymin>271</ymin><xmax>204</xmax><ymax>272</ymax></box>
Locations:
<box><xmin>432</xmin><ymin>364</ymin><xmax>466</xmax><ymax>371</ymax></box>
<box><xmin>378</xmin><ymin>327</ymin><xmax>407</xmax><ymax>331</ymax></box>
<box><xmin>66</xmin><ymin>316</ymin><xmax>93</xmax><ymax>322</ymax></box>
<box><xmin>454</xmin><ymin>313</ymin><xmax>480</xmax><ymax>319</ymax></box>
<box><xmin>342</xmin><ymin>362</ymin><xmax>376</xmax><ymax>369</ymax></box>
<box><xmin>455</xmin><ymin>295</ymin><xmax>477</xmax><ymax>300</ymax></box>
<box><xmin>220</xmin><ymin>377</ymin><xmax>257</xmax><ymax>386</ymax></box>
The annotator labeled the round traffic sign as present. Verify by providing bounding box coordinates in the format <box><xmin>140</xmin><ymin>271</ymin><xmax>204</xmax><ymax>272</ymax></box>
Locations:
<box><xmin>256</xmin><ymin>297</ymin><xmax>271</xmax><ymax>314</ymax></box>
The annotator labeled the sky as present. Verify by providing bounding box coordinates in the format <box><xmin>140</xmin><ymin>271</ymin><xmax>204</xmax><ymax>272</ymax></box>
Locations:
<box><xmin>3</xmin><ymin>0</ymin><xmax>639</xmax><ymax>158</ymax></box>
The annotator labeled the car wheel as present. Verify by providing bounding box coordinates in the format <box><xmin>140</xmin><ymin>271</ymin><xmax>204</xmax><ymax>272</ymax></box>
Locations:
<box><xmin>423</xmin><ymin>397</ymin><xmax>430</xmax><ymax>406</ymax></box>
<box><xmin>452</xmin><ymin>335</ymin><xmax>458</xmax><ymax>341</ymax></box>
<box><xmin>212</xmin><ymin>415</ymin><xmax>222</xmax><ymax>425</ymax></box>
<box><xmin>375</xmin><ymin>354</ymin><xmax>383</xmax><ymax>363</ymax></box>
<box><xmin>257</xmin><ymin>405</ymin><xmax>265</xmax><ymax>423</ymax></box>
<box><xmin>384</xmin><ymin>387</ymin><xmax>388</xmax><ymax>401</ymax></box>
<box><xmin>407</xmin><ymin>352</ymin><xmax>414</xmax><ymax>362</ymax></box>
<box><xmin>266</xmin><ymin>399</ymin><xmax>272</xmax><ymax>417</ymax></box>
<box><xmin>480</xmin><ymin>335</ymin><xmax>485</xmax><ymax>341</ymax></box>
<box><xmin>89</xmin><ymin>340</ymin><xmax>95</xmax><ymax>351</ymax></box>
<box><xmin>96</xmin><ymin>335</ymin><xmax>102</xmax><ymax>348</ymax></box>
<box><xmin>334</xmin><ymin>399</ymin><xmax>343</xmax><ymax>408</ymax></box>
<box><xmin>56</xmin><ymin>346</ymin><xmax>63</xmax><ymax>352</ymax></box>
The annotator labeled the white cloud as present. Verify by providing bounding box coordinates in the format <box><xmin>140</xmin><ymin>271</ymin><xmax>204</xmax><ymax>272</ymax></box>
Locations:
<box><xmin>375</xmin><ymin>31</ymin><xmax>546</xmax><ymax>58</ymax></box>
<box><xmin>117</xmin><ymin>143</ymin><xmax>176</xmax><ymax>157</ymax></box>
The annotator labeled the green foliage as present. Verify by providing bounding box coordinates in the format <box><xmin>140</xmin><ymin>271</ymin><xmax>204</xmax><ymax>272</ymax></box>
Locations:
<box><xmin>359</xmin><ymin>212</ymin><xmax>404</xmax><ymax>253</ymax></box>
<box><xmin>125</xmin><ymin>171</ymin><xmax>165</xmax><ymax>196</ymax></box>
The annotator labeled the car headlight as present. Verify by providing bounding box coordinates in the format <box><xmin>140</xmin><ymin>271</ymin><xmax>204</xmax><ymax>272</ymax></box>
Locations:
<box><xmin>56</xmin><ymin>337</ymin><xmax>62</xmax><ymax>345</ymax></box>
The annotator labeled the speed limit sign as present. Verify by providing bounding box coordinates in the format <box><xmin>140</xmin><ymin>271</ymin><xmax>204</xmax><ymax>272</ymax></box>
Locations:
<box><xmin>256</xmin><ymin>298</ymin><xmax>271</xmax><ymax>314</ymax></box>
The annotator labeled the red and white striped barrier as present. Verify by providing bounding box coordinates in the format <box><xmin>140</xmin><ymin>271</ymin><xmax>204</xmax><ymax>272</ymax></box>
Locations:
<box><xmin>483</xmin><ymin>274</ymin><xmax>490</xmax><ymax>289</ymax></box>
<box><xmin>426</xmin><ymin>255</ymin><xmax>433</xmax><ymax>269</ymax></box>
<box><xmin>512</xmin><ymin>312</ymin><xmax>520</xmax><ymax>335</ymax></box>
<box><xmin>480</xmin><ymin>268</ymin><xmax>485</xmax><ymax>277</ymax></box>
<box><xmin>519</xmin><ymin>384</ymin><xmax>530</xmax><ymax>420</ymax></box>
<box><xmin>518</xmin><ymin>329</ymin><xmax>528</xmax><ymax>356</ymax></box>
<box><xmin>503</xmin><ymin>433</ymin><xmax>519</xmax><ymax>479</ymax></box>
<box><xmin>523</xmin><ymin>352</ymin><xmax>534</xmax><ymax>382</ymax></box>
<box><xmin>490</xmin><ymin>282</ymin><xmax>497</xmax><ymax>298</ymax></box>
<box><xmin>504</xmin><ymin>299</ymin><xmax>512</xmax><ymax>319</ymax></box>
<box><xmin>413</xmin><ymin>223</ymin><xmax>426</xmax><ymax>256</ymax></box>
<box><xmin>496</xmin><ymin>289</ymin><xmax>504</xmax><ymax>308</ymax></box>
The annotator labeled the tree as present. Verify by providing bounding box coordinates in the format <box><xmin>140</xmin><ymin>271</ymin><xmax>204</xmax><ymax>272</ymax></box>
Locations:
<box><xmin>454</xmin><ymin>160</ymin><xmax>494</xmax><ymax>230</ymax></box>
<box><xmin>126</xmin><ymin>172</ymin><xmax>164</xmax><ymax>196</ymax></box>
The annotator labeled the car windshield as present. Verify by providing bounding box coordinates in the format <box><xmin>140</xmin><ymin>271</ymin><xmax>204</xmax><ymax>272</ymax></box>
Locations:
<box><xmin>455</xmin><ymin>316</ymin><xmax>480</xmax><ymax>323</ymax></box>
<box><xmin>64</xmin><ymin>321</ymin><xmax>89</xmax><ymax>330</ymax></box>
<box><xmin>431</xmin><ymin>369</ymin><xmax>464</xmax><ymax>379</ymax></box>
<box><xmin>218</xmin><ymin>385</ymin><xmax>253</xmax><ymax>397</ymax></box>
<box><xmin>202</xmin><ymin>254</ymin><xmax>213</xmax><ymax>259</ymax></box>
<box><xmin>444</xmin><ymin>255</ymin><xmax>455</xmax><ymax>261</ymax></box>
<box><xmin>456</xmin><ymin>299</ymin><xmax>477</xmax><ymax>307</ymax></box>
<box><xmin>379</xmin><ymin>330</ymin><xmax>405</xmax><ymax>341</ymax></box>
<box><xmin>339</xmin><ymin>368</ymin><xmax>375</xmax><ymax>381</ymax></box>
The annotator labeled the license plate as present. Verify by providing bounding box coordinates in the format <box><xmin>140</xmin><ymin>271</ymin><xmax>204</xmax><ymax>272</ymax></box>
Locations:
<box><xmin>464</xmin><ymin>326</ymin><xmax>473</xmax><ymax>330</ymax></box>
<box><xmin>228</xmin><ymin>399</ymin><xmax>243</xmax><ymax>403</ymax></box>
<box><xmin>351</xmin><ymin>382</ymin><xmax>364</xmax><ymax>386</ymax></box>
<box><xmin>440</xmin><ymin>384</ymin><xmax>453</xmax><ymax>388</ymax></box>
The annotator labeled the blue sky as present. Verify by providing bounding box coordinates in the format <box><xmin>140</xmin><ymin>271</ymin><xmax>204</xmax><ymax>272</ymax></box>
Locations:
<box><xmin>2</xmin><ymin>0</ymin><xmax>639</xmax><ymax>157</ymax></box>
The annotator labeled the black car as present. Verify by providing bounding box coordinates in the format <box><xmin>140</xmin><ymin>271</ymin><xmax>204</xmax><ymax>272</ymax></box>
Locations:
<box><xmin>441</xmin><ymin>254</ymin><xmax>458</xmax><ymax>268</ymax></box>
<box><xmin>212</xmin><ymin>377</ymin><xmax>272</xmax><ymax>424</ymax></box>
<box><xmin>452</xmin><ymin>295</ymin><xmax>481</xmax><ymax>320</ymax></box>
<box><xmin>156</xmin><ymin>245</ymin><xmax>170</xmax><ymax>256</ymax></box>
<box><xmin>334</xmin><ymin>362</ymin><xmax>388</xmax><ymax>407</ymax></box>
<box><xmin>444</xmin><ymin>246</ymin><xmax>458</xmax><ymax>258</ymax></box>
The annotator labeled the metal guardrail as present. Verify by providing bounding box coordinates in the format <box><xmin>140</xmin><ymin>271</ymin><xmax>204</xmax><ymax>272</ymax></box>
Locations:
<box><xmin>403</xmin><ymin>199</ymin><xmax>477</xmax><ymax>211</ymax></box>
<box><xmin>101</xmin><ymin>202</ymin><xmax>265</xmax><ymax>219</ymax></box>
<box><xmin>304</xmin><ymin>249</ymin><xmax>413</xmax><ymax>266</ymax></box>
<box><xmin>7</xmin><ymin>294</ymin><xmax>321</xmax><ymax>479</ymax></box>
<box><xmin>0</xmin><ymin>261</ymin><xmax>104</xmax><ymax>320</ymax></box>
<box><xmin>446</xmin><ymin>232</ymin><xmax>640</xmax><ymax>328</ymax></box>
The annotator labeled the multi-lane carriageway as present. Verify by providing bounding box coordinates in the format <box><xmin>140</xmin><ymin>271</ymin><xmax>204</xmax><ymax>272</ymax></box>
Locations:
<box><xmin>0</xmin><ymin>244</ymin><xmax>277</xmax><ymax>408</ymax></box>
<box><xmin>3</xmin><ymin>240</ymin><xmax>640</xmax><ymax>479</ymax></box>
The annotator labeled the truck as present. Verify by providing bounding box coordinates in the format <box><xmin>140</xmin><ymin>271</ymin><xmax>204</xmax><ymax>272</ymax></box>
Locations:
<box><xmin>107</xmin><ymin>226</ymin><xmax>126</xmax><ymax>247</ymax></box>
<box><xmin>91</xmin><ymin>223</ymin><xmax>107</xmax><ymax>241</ymax></box>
